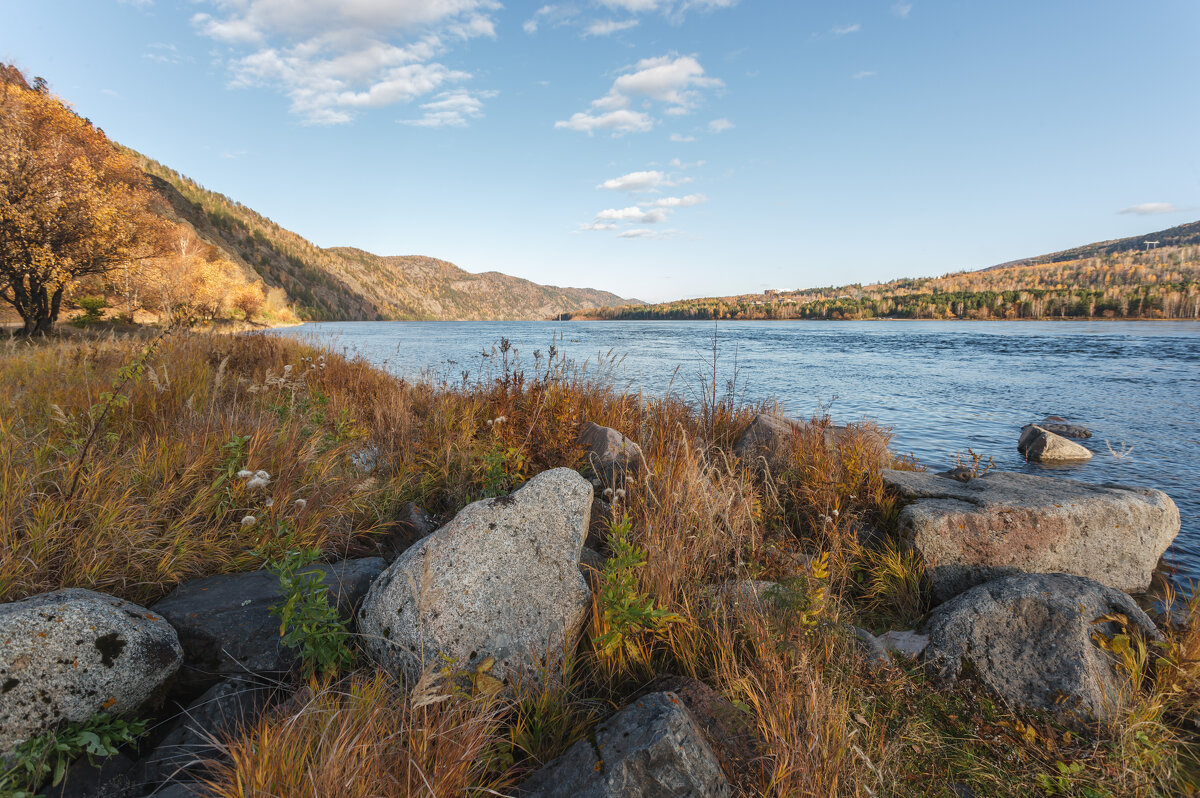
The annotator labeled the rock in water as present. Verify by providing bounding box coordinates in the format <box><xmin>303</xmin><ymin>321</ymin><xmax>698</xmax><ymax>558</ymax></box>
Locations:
<box><xmin>1036</xmin><ymin>416</ymin><xmax>1093</xmax><ymax>439</ymax></box>
<box><xmin>359</xmin><ymin>468</ymin><xmax>593</xmax><ymax>682</ymax></box>
<box><xmin>1018</xmin><ymin>425</ymin><xmax>1093</xmax><ymax>462</ymax></box>
<box><xmin>578</xmin><ymin>422</ymin><xmax>644</xmax><ymax>487</ymax></box>
<box><xmin>519</xmin><ymin>691</ymin><xmax>731</xmax><ymax>797</ymax></box>
<box><xmin>0</xmin><ymin>589</ymin><xmax>182</xmax><ymax>753</ymax></box>
<box><xmin>883</xmin><ymin>469</ymin><xmax>1178</xmax><ymax>602</ymax></box>
<box><xmin>926</xmin><ymin>573</ymin><xmax>1159</xmax><ymax>720</ymax></box>
<box><xmin>152</xmin><ymin>558</ymin><xmax>383</xmax><ymax>689</ymax></box>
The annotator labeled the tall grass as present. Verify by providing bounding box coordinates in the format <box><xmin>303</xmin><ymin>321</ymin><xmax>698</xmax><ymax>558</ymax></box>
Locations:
<box><xmin>2</xmin><ymin>330</ymin><xmax>1197</xmax><ymax>796</ymax></box>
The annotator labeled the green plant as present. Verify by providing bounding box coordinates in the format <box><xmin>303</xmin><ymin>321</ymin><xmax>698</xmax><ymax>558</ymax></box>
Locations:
<box><xmin>592</xmin><ymin>515</ymin><xmax>681</xmax><ymax>671</ymax></box>
<box><xmin>73</xmin><ymin>296</ymin><xmax>107</xmax><ymax>326</ymax></box>
<box><xmin>0</xmin><ymin>714</ymin><xmax>147</xmax><ymax>797</ymax></box>
<box><xmin>268</xmin><ymin>547</ymin><xmax>354</xmax><ymax>679</ymax></box>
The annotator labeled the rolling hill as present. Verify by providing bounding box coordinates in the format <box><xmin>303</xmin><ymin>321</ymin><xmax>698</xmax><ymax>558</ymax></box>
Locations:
<box><xmin>135</xmin><ymin>154</ymin><xmax>634</xmax><ymax>321</ymax></box>
<box><xmin>577</xmin><ymin>222</ymin><xmax>1200</xmax><ymax>322</ymax></box>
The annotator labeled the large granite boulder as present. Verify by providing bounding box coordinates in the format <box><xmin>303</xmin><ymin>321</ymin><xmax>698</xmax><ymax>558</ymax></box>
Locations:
<box><xmin>734</xmin><ymin>413</ymin><xmax>888</xmax><ymax>475</ymax></box>
<box><xmin>1018</xmin><ymin>425</ymin><xmax>1093</xmax><ymax>462</ymax></box>
<box><xmin>578</xmin><ymin>422</ymin><xmax>644</xmax><ymax>487</ymax></box>
<box><xmin>926</xmin><ymin>573</ymin><xmax>1159</xmax><ymax>720</ymax></box>
<box><xmin>519</xmin><ymin>691</ymin><xmax>731</xmax><ymax>797</ymax></box>
<box><xmin>359</xmin><ymin>468</ymin><xmax>593</xmax><ymax>682</ymax></box>
<box><xmin>0</xmin><ymin>589</ymin><xmax>182</xmax><ymax>754</ymax></box>
<box><xmin>152</xmin><ymin>558</ymin><xmax>384</xmax><ymax>689</ymax></box>
<box><xmin>883</xmin><ymin>469</ymin><xmax>1179</xmax><ymax>602</ymax></box>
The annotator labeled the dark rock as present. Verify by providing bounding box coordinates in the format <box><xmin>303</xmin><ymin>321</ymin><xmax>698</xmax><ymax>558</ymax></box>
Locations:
<box><xmin>520</xmin><ymin>691</ymin><xmax>731</xmax><ymax>797</ymax></box>
<box><xmin>377</xmin><ymin>503</ymin><xmax>438</xmax><ymax>562</ymax></box>
<box><xmin>151</xmin><ymin>558</ymin><xmax>383</xmax><ymax>690</ymax></box>
<box><xmin>0</xmin><ymin>589</ymin><xmax>182</xmax><ymax>754</ymax></box>
<box><xmin>938</xmin><ymin>466</ymin><xmax>975</xmax><ymax>483</ymax></box>
<box><xmin>39</xmin><ymin>753</ymin><xmax>135</xmax><ymax>798</ymax></box>
<box><xmin>925</xmin><ymin>573</ymin><xmax>1160</xmax><ymax>721</ymax></box>
<box><xmin>883</xmin><ymin>469</ymin><xmax>1179</xmax><ymax>602</ymax></box>
<box><xmin>128</xmin><ymin>676</ymin><xmax>278</xmax><ymax>790</ymax></box>
<box><xmin>1035</xmin><ymin>416</ymin><xmax>1092</xmax><ymax>440</ymax></box>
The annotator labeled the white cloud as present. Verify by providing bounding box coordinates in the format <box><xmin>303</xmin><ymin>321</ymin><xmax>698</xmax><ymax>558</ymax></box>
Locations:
<box><xmin>852</xmin><ymin>70</ymin><xmax>876</xmax><ymax>79</ymax></box>
<box><xmin>708</xmin><ymin>117</ymin><xmax>733</xmax><ymax>133</ymax></box>
<box><xmin>585</xmin><ymin>19</ymin><xmax>640</xmax><ymax>36</ymax></box>
<box><xmin>558</xmin><ymin>54</ymin><xmax>723</xmax><ymax>135</ymax></box>
<box><xmin>191</xmin><ymin>0</ymin><xmax>499</xmax><ymax>124</ymax></box>
<box><xmin>617</xmin><ymin>228</ymin><xmax>681</xmax><ymax>239</ymax></box>
<box><xmin>892</xmin><ymin>3</ymin><xmax>913</xmax><ymax>18</ymax></box>
<box><xmin>143</xmin><ymin>43</ymin><xmax>183</xmax><ymax>64</ymax></box>
<box><xmin>400</xmin><ymin>88</ymin><xmax>497</xmax><ymax>127</ymax></box>
<box><xmin>670</xmin><ymin>132</ymin><xmax>696</xmax><ymax>142</ymax></box>
<box><xmin>555</xmin><ymin>108</ymin><xmax>654</xmax><ymax>135</ymax></box>
<box><xmin>652</xmin><ymin>194</ymin><xmax>706</xmax><ymax>207</ymax></box>
<box><xmin>598</xmin><ymin>170</ymin><xmax>667</xmax><ymax>191</ymax></box>
<box><xmin>1118</xmin><ymin>202</ymin><xmax>1181</xmax><ymax>215</ymax></box>
<box><xmin>595</xmin><ymin>206</ymin><xmax>668</xmax><ymax>223</ymax></box>
<box><xmin>579</xmin><ymin>221</ymin><xmax>618</xmax><ymax>231</ymax></box>
<box><xmin>832</xmin><ymin>23</ymin><xmax>861</xmax><ymax>36</ymax></box>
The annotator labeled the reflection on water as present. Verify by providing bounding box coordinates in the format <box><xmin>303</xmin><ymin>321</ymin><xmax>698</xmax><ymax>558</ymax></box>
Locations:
<box><xmin>271</xmin><ymin>320</ymin><xmax>1200</xmax><ymax>587</ymax></box>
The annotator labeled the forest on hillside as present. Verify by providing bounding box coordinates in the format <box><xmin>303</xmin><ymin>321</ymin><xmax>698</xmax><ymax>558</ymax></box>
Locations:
<box><xmin>579</xmin><ymin>246</ymin><xmax>1200</xmax><ymax>321</ymax></box>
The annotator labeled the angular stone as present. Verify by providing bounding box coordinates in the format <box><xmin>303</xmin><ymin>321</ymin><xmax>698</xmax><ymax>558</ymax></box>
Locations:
<box><xmin>1018</xmin><ymin>425</ymin><xmax>1093</xmax><ymax>462</ymax></box>
<box><xmin>359</xmin><ymin>468</ymin><xmax>592</xmax><ymax>682</ymax></box>
<box><xmin>1036</xmin><ymin>416</ymin><xmax>1092</xmax><ymax>439</ymax></box>
<box><xmin>520</xmin><ymin>691</ymin><xmax>731</xmax><ymax>798</ymax></box>
<box><xmin>0</xmin><ymin>589</ymin><xmax>182</xmax><ymax>754</ymax></box>
<box><xmin>883</xmin><ymin>469</ymin><xmax>1179</xmax><ymax>602</ymax></box>
<box><xmin>878</xmin><ymin>629</ymin><xmax>929</xmax><ymax>660</ymax></box>
<box><xmin>151</xmin><ymin>558</ymin><xmax>383</xmax><ymax>689</ymax></box>
<box><xmin>578</xmin><ymin>422</ymin><xmax>644</xmax><ymax>487</ymax></box>
<box><xmin>926</xmin><ymin>573</ymin><xmax>1159</xmax><ymax>720</ymax></box>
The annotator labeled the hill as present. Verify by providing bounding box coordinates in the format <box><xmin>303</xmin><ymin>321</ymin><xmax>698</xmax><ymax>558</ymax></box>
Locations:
<box><xmin>135</xmin><ymin>154</ymin><xmax>633</xmax><ymax>321</ymax></box>
<box><xmin>577</xmin><ymin>222</ymin><xmax>1200</xmax><ymax>321</ymax></box>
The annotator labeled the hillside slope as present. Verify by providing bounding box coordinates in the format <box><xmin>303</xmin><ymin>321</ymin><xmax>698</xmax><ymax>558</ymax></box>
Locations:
<box><xmin>134</xmin><ymin>154</ymin><xmax>633</xmax><ymax>321</ymax></box>
<box><xmin>579</xmin><ymin>221</ymin><xmax>1200</xmax><ymax>321</ymax></box>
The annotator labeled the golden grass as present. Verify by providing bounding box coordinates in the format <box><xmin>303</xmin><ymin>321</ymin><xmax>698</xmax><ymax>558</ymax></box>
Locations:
<box><xmin>2</xmin><ymin>329</ymin><xmax>1197</xmax><ymax>797</ymax></box>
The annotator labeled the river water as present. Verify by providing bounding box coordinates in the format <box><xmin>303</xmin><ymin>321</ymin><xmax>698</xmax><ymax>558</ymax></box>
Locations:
<box><xmin>270</xmin><ymin>320</ymin><xmax>1200</xmax><ymax>588</ymax></box>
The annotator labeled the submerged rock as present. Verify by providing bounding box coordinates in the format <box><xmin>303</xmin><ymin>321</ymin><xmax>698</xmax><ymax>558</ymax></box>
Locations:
<box><xmin>883</xmin><ymin>469</ymin><xmax>1179</xmax><ymax>602</ymax></box>
<box><xmin>152</xmin><ymin>558</ymin><xmax>383</xmax><ymax>689</ymax></box>
<box><xmin>0</xmin><ymin>589</ymin><xmax>182</xmax><ymax>754</ymax></box>
<box><xmin>519</xmin><ymin>691</ymin><xmax>731</xmax><ymax>797</ymax></box>
<box><xmin>1018</xmin><ymin>425</ymin><xmax>1093</xmax><ymax>462</ymax></box>
<box><xmin>359</xmin><ymin>468</ymin><xmax>593</xmax><ymax>682</ymax></box>
<box><xmin>926</xmin><ymin>573</ymin><xmax>1158</xmax><ymax>720</ymax></box>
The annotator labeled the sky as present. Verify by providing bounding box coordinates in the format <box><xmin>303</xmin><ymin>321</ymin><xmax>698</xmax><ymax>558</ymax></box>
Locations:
<box><xmin>4</xmin><ymin>1</ymin><xmax>1199</xmax><ymax>303</ymax></box>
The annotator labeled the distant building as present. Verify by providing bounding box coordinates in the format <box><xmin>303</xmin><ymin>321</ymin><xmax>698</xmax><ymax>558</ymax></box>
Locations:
<box><xmin>764</xmin><ymin>288</ymin><xmax>779</xmax><ymax>296</ymax></box>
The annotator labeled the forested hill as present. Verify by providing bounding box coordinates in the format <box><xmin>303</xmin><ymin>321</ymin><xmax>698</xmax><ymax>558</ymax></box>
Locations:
<box><xmin>576</xmin><ymin>223</ymin><xmax>1200</xmax><ymax>322</ymax></box>
<box><xmin>134</xmin><ymin>154</ymin><xmax>633</xmax><ymax>321</ymax></box>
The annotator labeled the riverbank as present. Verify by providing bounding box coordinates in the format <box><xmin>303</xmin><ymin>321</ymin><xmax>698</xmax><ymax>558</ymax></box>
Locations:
<box><xmin>0</xmin><ymin>331</ymin><xmax>1195</xmax><ymax>796</ymax></box>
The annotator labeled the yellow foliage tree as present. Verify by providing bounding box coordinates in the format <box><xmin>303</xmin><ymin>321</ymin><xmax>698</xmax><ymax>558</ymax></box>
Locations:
<box><xmin>0</xmin><ymin>66</ymin><xmax>165</xmax><ymax>335</ymax></box>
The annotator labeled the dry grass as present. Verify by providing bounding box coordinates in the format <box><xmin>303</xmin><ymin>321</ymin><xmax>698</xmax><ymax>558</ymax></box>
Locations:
<box><xmin>2</xmin><ymin>329</ymin><xmax>1198</xmax><ymax>796</ymax></box>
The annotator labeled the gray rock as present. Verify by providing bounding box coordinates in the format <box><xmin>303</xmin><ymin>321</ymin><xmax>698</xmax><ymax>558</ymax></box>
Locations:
<box><xmin>883</xmin><ymin>469</ymin><xmax>1179</xmax><ymax>602</ymax></box>
<box><xmin>129</xmin><ymin>676</ymin><xmax>277</xmax><ymax>789</ymax></box>
<box><xmin>578</xmin><ymin>422</ymin><xmax>644</xmax><ymax>487</ymax></box>
<box><xmin>151</xmin><ymin>558</ymin><xmax>383</xmax><ymax>689</ymax></box>
<box><xmin>1036</xmin><ymin>416</ymin><xmax>1092</xmax><ymax>439</ymax></box>
<box><xmin>359</xmin><ymin>468</ymin><xmax>593</xmax><ymax>682</ymax></box>
<box><xmin>0</xmin><ymin>589</ymin><xmax>182</xmax><ymax>754</ymax></box>
<box><xmin>925</xmin><ymin>573</ymin><xmax>1159</xmax><ymax>720</ymax></box>
<box><xmin>734</xmin><ymin>413</ymin><xmax>888</xmax><ymax>475</ymax></box>
<box><xmin>520</xmin><ymin>691</ymin><xmax>731</xmax><ymax>797</ymax></box>
<box><xmin>878</xmin><ymin>629</ymin><xmax>930</xmax><ymax>660</ymax></box>
<box><xmin>1018</xmin><ymin>425</ymin><xmax>1093</xmax><ymax>462</ymax></box>
<box><xmin>41</xmin><ymin>752</ymin><xmax>135</xmax><ymax>798</ymax></box>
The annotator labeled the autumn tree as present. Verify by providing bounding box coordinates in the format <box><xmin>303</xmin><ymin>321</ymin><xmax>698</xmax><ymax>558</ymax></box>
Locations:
<box><xmin>0</xmin><ymin>66</ymin><xmax>164</xmax><ymax>334</ymax></box>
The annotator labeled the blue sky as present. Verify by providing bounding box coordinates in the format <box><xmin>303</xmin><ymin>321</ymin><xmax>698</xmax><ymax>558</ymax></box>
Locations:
<box><xmin>5</xmin><ymin>1</ymin><xmax>1199</xmax><ymax>302</ymax></box>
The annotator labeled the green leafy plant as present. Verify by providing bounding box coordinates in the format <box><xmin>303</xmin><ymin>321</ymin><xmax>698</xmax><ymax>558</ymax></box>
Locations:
<box><xmin>71</xmin><ymin>296</ymin><xmax>107</xmax><ymax>327</ymax></box>
<box><xmin>593</xmin><ymin>515</ymin><xmax>681</xmax><ymax>671</ymax></box>
<box><xmin>268</xmin><ymin>547</ymin><xmax>355</xmax><ymax>679</ymax></box>
<box><xmin>0</xmin><ymin>714</ymin><xmax>147</xmax><ymax>797</ymax></box>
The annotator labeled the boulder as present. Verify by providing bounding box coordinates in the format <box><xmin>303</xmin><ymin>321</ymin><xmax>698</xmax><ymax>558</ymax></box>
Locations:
<box><xmin>734</xmin><ymin>413</ymin><xmax>888</xmax><ymax>475</ymax></box>
<box><xmin>519</xmin><ymin>691</ymin><xmax>731</xmax><ymax>798</ymax></box>
<box><xmin>0</xmin><ymin>589</ymin><xmax>182</xmax><ymax>754</ymax></box>
<box><xmin>1035</xmin><ymin>416</ymin><xmax>1092</xmax><ymax>440</ymax></box>
<box><xmin>129</xmin><ymin>676</ymin><xmax>278</xmax><ymax>790</ymax></box>
<box><xmin>359</xmin><ymin>468</ymin><xmax>592</xmax><ymax>682</ymax></box>
<box><xmin>1018</xmin><ymin>425</ymin><xmax>1093</xmax><ymax>462</ymax></box>
<box><xmin>925</xmin><ymin>573</ymin><xmax>1159</xmax><ymax>720</ymax></box>
<box><xmin>578</xmin><ymin>422</ymin><xmax>644</xmax><ymax>486</ymax></box>
<box><xmin>883</xmin><ymin>469</ymin><xmax>1179</xmax><ymax>602</ymax></box>
<box><xmin>151</xmin><ymin>558</ymin><xmax>383</xmax><ymax>689</ymax></box>
<box><xmin>43</xmin><ymin>752</ymin><xmax>135</xmax><ymax>798</ymax></box>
